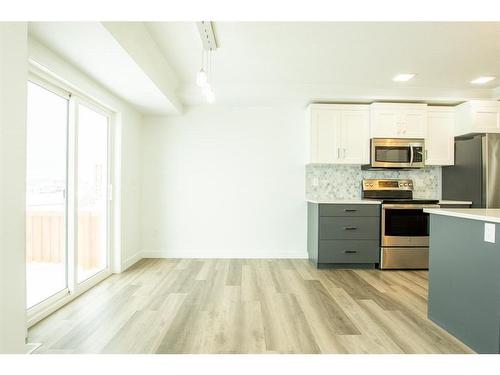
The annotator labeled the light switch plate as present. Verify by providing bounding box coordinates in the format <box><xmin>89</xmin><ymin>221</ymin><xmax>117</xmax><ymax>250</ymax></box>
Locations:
<box><xmin>484</xmin><ymin>223</ymin><xmax>496</xmax><ymax>243</ymax></box>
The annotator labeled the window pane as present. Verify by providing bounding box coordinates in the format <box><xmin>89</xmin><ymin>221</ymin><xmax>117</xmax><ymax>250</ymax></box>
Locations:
<box><xmin>77</xmin><ymin>104</ymin><xmax>108</xmax><ymax>283</ymax></box>
<box><xmin>26</xmin><ymin>82</ymin><xmax>68</xmax><ymax>309</ymax></box>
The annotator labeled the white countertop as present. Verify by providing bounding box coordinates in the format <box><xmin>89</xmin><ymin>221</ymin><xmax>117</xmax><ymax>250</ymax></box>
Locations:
<box><xmin>307</xmin><ymin>199</ymin><xmax>382</xmax><ymax>205</ymax></box>
<box><xmin>424</xmin><ymin>208</ymin><xmax>500</xmax><ymax>224</ymax></box>
<box><xmin>438</xmin><ymin>200</ymin><xmax>473</xmax><ymax>205</ymax></box>
<box><xmin>307</xmin><ymin>199</ymin><xmax>472</xmax><ymax>206</ymax></box>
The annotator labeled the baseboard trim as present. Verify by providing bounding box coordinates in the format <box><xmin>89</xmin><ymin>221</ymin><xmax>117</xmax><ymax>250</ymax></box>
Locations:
<box><xmin>141</xmin><ymin>250</ymin><xmax>308</xmax><ymax>259</ymax></box>
<box><xmin>119</xmin><ymin>250</ymin><xmax>309</xmax><ymax>267</ymax></box>
<box><xmin>120</xmin><ymin>252</ymin><xmax>143</xmax><ymax>272</ymax></box>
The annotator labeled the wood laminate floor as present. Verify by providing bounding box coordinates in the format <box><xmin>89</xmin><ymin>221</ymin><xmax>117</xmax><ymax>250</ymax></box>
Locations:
<box><xmin>29</xmin><ymin>259</ymin><xmax>474</xmax><ymax>354</ymax></box>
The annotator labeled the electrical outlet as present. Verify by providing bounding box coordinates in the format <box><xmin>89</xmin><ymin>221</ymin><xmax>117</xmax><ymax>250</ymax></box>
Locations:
<box><xmin>312</xmin><ymin>177</ymin><xmax>319</xmax><ymax>187</ymax></box>
<box><xmin>484</xmin><ymin>223</ymin><xmax>496</xmax><ymax>243</ymax></box>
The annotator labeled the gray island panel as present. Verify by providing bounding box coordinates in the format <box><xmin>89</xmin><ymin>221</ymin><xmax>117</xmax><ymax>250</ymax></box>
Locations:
<box><xmin>428</xmin><ymin>214</ymin><xmax>500</xmax><ymax>354</ymax></box>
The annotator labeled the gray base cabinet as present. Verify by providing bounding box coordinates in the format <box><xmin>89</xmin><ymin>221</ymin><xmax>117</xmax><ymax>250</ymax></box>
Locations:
<box><xmin>308</xmin><ymin>203</ymin><xmax>380</xmax><ymax>268</ymax></box>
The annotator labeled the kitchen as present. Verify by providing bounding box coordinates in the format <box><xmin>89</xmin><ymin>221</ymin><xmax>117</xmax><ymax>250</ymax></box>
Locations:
<box><xmin>306</xmin><ymin>100</ymin><xmax>500</xmax><ymax>353</ymax></box>
<box><xmin>1</xmin><ymin>13</ymin><xmax>500</xmax><ymax>375</ymax></box>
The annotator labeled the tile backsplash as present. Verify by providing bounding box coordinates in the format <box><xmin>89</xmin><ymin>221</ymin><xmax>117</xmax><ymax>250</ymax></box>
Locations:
<box><xmin>306</xmin><ymin>165</ymin><xmax>441</xmax><ymax>201</ymax></box>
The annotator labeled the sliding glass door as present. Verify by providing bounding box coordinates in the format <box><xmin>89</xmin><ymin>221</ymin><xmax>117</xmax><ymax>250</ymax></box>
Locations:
<box><xmin>26</xmin><ymin>81</ymin><xmax>69</xmax><ymax>309</ymax></box>
<box><xmin>76</xmin><ymin>103</ymin><xmax>109</xmax><ymax>283</ymax></box>
<box><xmin>26</xmin><ymin>75</ymin><xmax>112</xmax><ymax>317</ymax></box>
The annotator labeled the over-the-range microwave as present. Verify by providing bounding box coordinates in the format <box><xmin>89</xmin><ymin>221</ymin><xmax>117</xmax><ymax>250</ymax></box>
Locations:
<box><xmin>367</xmin><ymin>138</ymin><xmax>425</xmax><ymax>169</ymax></box>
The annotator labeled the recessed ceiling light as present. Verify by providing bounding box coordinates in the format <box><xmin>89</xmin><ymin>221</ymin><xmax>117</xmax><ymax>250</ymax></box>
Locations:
<box><xmin>470</xmin><ymin>76</ymin><xmax>496</xmax><ymax>84</ymax></box>
<box><xmin>393</xmin><ymin>73</ymin><xmax>416</xmax><ymax>82</ymax></box>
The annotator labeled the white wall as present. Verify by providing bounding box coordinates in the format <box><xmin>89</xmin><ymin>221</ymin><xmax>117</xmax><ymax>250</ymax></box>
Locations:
<box><xmin>0</xmin><ymin>22</ymin><xmax>28</xmax><ymax>353</ymax></box>
<box><xmin>118</xmin><ymin>111</ymin><xmax>142</xmax><ymax>269</ymax></box>
<box><xmin>141</xmin><ymin>105</ymin><xmax>307</xmax><ymax>258</ymax></box>
<box><xmin>0</xmin><ymin>24</ymin><xmax>143</xmax><ymax>353</ymax></box>
<box><xmin>28</xmin><ymin>37</ymin><xmax>143</xmax><ymax>272</ymax></box>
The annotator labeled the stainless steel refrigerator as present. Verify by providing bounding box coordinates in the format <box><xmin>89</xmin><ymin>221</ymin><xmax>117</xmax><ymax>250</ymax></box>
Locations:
<box><xmin>442</xmin><ymin>133</ymin><xmax>500</xmax><ymax>208</ymax></box>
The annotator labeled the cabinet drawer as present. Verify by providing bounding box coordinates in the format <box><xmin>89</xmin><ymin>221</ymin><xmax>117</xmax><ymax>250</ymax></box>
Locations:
<box><xmin>319</xmin><ymin>240</ymin><xmax>380</xmax><ymax>263</ymax></box>
<box><xmin>319</xmin><ymin>217</ymin><xmax>379</xmax><ymax>240</ymax></box>
<box><xmin>319</xmin><ymin>204</ymin><xmax>380</xmax><ymax>217</ymax></box>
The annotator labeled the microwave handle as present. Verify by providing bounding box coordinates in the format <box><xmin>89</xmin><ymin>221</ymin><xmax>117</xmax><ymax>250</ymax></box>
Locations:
<box><xmin>409</xmin><ymin>145</ymin><xmax>414</xmax><ymax>167</ymax></box>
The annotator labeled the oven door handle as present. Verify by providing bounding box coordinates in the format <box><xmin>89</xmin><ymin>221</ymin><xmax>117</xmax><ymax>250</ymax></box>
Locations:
<box><xmin>382</xmin><ymin>204</ymin><xmax>440</xmax><ymax>210</ymax></box>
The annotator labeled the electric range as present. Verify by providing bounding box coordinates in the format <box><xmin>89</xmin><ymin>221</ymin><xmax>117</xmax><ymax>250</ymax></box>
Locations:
<box><xmin>362</xmin><ymin>178</ymin><xmax>439</xmax><ymax>269</ymax></box>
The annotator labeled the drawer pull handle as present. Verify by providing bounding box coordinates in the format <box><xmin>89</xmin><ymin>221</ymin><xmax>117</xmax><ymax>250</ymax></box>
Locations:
<box><xmin>344</xmin><ymin>209</ymin><xmax>357</xmax><ymax>212</ymax></box>
<box><xmin>345</xmin><ymin>250</ymin><xmax>358</xmax><ymax>254</ymax></box>
<box><xmin>343</xmin><ymin>226</ymin><xmax>358</xmax><ymax>230</ymax></box>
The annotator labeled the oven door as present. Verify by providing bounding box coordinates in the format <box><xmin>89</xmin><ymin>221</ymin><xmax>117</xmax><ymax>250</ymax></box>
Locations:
<box><xmin>371</xmin><ymin>139</ymin><xmax>424</xmax><ymax>168</ymax></box>
<box><xmin>381</xmin><ymin>204</ymin><xmax>439</xmax><ymax>247</ymax></box>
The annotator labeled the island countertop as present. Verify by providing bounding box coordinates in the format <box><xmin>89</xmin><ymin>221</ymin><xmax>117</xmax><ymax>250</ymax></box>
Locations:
<box><xmin>424</xmin><ymin>208</ymin><xmax>500</xmax><ymax>224</ymax></box>
<box><xmin>438</xmin><ymin>200</ymin><xmax>473</xmax><ymax>205</ymax></box>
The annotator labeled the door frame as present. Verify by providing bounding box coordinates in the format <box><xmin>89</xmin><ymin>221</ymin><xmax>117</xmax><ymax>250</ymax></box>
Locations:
<box><xmin>25</xmin><ymin>76</ymin><xmax>70</xmax><ymax>317</ymax></box>
<box><xmin>26</xmin><ymin>66</ymin><xmax>115</xmax><ymax>328</ymax></box>
<box><xmin>71</xmin><ymin>96</ymin><xmax>113</xmax><ymax>287</ymax></box>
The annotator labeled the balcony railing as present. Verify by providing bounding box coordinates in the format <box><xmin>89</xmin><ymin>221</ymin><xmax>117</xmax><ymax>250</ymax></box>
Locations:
<box><xmin>26</xmin><ymin>210</ymin><xmax>103</xmax><ymax>270</ymax></box>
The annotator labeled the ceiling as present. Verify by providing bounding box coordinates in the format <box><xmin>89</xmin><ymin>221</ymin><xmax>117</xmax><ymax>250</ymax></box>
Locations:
<box><xmin>146</xmin><ymin>22</ymin><xmax>500</xmax><ymax>105</ymax></box>
<box><xmin>28</xmin><ymin>22</ymin><xmax>500</xmax><ymax>114</ymax></box>
<box><xmin>28</xmin><ymin>22</ymin><xmax>181</xmax><ymax>114</ymax></box>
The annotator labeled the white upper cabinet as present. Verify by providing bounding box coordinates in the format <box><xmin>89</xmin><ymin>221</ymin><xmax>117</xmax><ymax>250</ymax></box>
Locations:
<box><xmin>370</xmin><ymin>107</ymin><xmax>399</xmax><ymax>137</ymax></box>
<box><xmin>370</xmin><ymin>103</ymin><xmax>427</xmax><ymax>138</ymax></box>
<box><xmin>340</xmin><ymin>110</ymin><xmax>370</xmax><ymax>164</ymax></box>
<box><xmin>309</xmin><ymin>106</ymin><xmax>341</xmax><ymax>163</ymax></box>
<box><xmin>455</xmin><ymin>100</ymin><xmax>500</xmax><ymax>136</ymax></box>
<box><xmin>307</xmin><ymin>104</ymin><xmax>369</xmax><ymax>164</ymax></box>
<box><xmin>426</xmin><ymin>107</ymin><xmax>455</xmax><ymax>166</ymax></box>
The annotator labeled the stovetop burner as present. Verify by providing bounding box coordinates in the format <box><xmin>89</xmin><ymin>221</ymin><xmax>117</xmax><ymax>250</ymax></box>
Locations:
<box><xmin>361</xmin><ymin>178</ymin><xmax>439</xmax><ymax>205</ymax></box>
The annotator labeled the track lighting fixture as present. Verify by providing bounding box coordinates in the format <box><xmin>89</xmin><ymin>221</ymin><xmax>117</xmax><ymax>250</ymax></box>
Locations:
<box><xmin>196</xmin><ymin>21</ymin><xmax>218</xmax><ymax>104</ymax></box>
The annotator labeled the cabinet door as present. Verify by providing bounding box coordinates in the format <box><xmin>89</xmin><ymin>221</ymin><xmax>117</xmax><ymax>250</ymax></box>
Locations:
<box><xmin>401</xmin><ymin>110</ymin><xmax>427</xmax><ymax>138</ymax></box>
<box><xmin>474</xmin><ymin>106</ymin><xmax>500</xmax><ymax>133</ymax></box>
<box><xmin>371</xmin><ymin>109</ymin><xmax>400</xmax><ymax>138</ymax></box>
<box><xmin>310</xmin><ymin>109</ymin><xmax>341</xmax><ymax>163</ymax></box>
<box><xmin>339</xmin><ymin>110</ymin><xmax>370</xmax><ymax>164</ymax></box>
<box><xmin>426</xmin><ymin>110</ymin><xmax>454</xmax><ymax>166</ymax></box>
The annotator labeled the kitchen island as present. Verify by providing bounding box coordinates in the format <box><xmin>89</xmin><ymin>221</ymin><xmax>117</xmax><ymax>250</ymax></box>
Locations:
<box><xmin>424</xmin><ymin>208</ymin><xmax>500</xmax><ymax>354</ymax></box>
